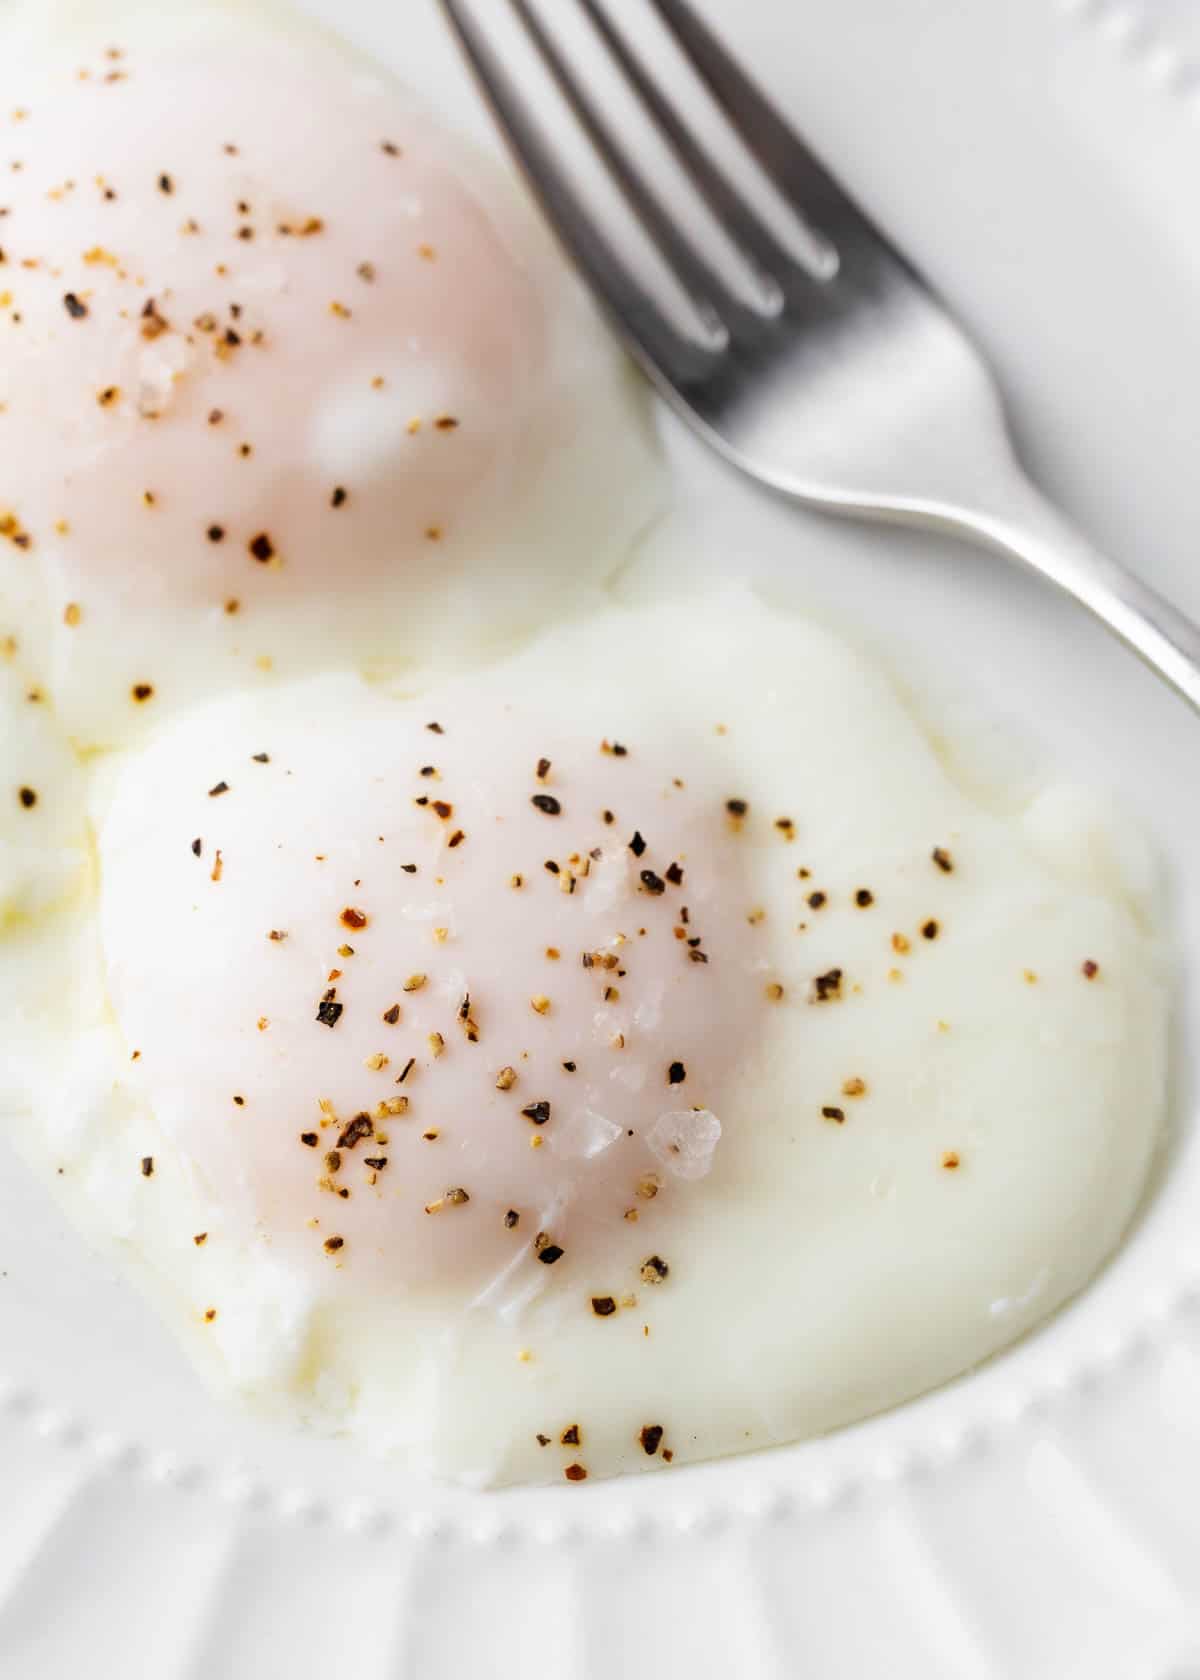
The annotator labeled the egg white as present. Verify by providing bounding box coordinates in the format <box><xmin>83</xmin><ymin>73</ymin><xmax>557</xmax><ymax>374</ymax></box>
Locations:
<box><xmin>0</xmin><ymin>0</ymin><xmax>659</xmax><ymax>751</ymax></box>
<box><xmin>0</xmin><ymin>583</ymin><xmax>1167</xmax><ymax>1485</ymax></box>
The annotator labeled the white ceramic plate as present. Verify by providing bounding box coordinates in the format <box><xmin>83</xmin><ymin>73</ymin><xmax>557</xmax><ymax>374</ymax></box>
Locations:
<box><xmin>5</xmin><ymin>1</ymin><xmax>1200</xmax><ymax>1673</ymax></box>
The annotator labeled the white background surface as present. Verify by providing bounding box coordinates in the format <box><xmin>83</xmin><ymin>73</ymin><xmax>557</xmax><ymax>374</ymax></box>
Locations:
<box><xmin>5</xmin><ymin>1</ymin><xmax>1200</xmax><ymax>1674</ymax></box>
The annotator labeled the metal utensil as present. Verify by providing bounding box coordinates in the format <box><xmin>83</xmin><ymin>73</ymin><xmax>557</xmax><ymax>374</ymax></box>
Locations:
<box><xmin>441</xmin><ymin>0</ymin><xmax>1200</xmax><ymax>712</ymax></box>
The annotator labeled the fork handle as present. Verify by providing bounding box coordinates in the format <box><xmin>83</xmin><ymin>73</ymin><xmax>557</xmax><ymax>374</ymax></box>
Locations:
<box><xmin>943</xmin><ymin>470</ymin><xmax>1200</xmax><ymax>715</ymax></box>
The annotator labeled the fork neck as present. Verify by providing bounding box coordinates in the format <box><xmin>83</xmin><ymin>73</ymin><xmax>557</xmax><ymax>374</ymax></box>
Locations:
<box><xmin>938</xmin><ymin>467</ymin><xmax>1200</xmax><ymax>716</ymax></box>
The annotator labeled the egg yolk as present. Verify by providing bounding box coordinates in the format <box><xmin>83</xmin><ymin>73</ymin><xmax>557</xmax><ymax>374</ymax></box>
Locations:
<box><xmin>0</xmin><ymin>27</ymin><xmax>545</xmax><ymax>610</ymax></box>
<box><xmin>99</xmin><ymin>695</ymin><xmax>762</xmax><ymax>1291</ymax></box>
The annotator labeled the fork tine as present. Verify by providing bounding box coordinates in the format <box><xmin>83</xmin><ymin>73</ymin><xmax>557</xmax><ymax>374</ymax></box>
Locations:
<box><xmin>505</xmin><ymin>0</ymin><xmax>755</xmax><ymax>331</ymax></box>
<box><xmin>576</xmin><ymin>0</ymin><xmax>822</xmax><ymax>286</ymax></box>
<box><xmin>649</xmin><ymin>0</ymin><xmax>896</xmax><ymax>260</ymax></box>
<box><xmin>439</xmin><ymin>0</ymin><xmax>713</xmax><ymax>390</ymax></box>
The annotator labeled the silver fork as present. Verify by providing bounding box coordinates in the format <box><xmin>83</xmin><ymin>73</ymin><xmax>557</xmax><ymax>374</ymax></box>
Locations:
<box><xmin>441</xmin><ymin>0</ymin><xmax>1200</xmax><ymax>713</ymax></box>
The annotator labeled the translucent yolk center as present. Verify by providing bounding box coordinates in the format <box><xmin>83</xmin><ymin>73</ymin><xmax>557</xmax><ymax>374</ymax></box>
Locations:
<box><xmin>0</xmin><ymin>29</ymin><xmax>545</xmax><ymax>610</ymax></box>
<box><xmin>99</xmin><ymin>695</ymin><xmax>765</xmax><ymax>1294</ymax></box>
